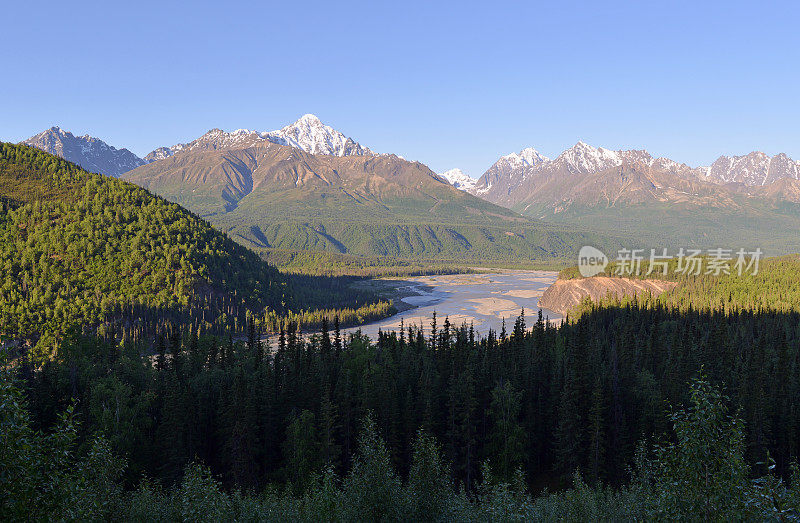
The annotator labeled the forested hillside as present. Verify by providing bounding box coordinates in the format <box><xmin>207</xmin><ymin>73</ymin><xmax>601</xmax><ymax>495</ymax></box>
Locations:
<box><xmin>5</xmin><ymin>141</ymin><xmax>800</xmax><ymax>518</ymax></box>
<box><xmin>519</xmin><ymin>200</ymin><xmax>800</xmax><ymax>256</ymax></box>
<box><xmin>0</xmin><ymin>143</ymin><xmax>289</xmax><ymax>357</ymax></box>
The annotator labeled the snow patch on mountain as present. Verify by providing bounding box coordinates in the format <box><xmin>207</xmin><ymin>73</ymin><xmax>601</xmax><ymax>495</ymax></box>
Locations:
<box><xmin>497</xmin><ymin>147</ymin><xmax>549</xmax><ymax>172</ymax></box>
<box><xmin>705</xmin><ymin>152</ymin><xmax>800</xmax><ymax>186</ymax></box>
<box><xmin>552</xmin><ymin>141</ymin><xmax>633</xmax><ymax>173</ymax></box>
<box><xmin>438</xmin><ymin>168</ymin><xmax>477</xmax><ymax>191</ymax></box>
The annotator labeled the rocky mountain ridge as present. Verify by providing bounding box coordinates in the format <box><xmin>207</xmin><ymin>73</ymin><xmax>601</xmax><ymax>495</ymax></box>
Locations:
<box><xmin>143</xmin><ymin>114</ymin><xmax>373</xmax><ymax>162</ymax></box>
<box><xmin>21</xmin><ymin>127</ymin><xmax>146</xmax><ymax>177</ymax></box>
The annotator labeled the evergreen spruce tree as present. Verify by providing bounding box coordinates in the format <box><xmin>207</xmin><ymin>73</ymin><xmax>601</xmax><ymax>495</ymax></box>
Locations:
<box><xmin>319</xmin><ymin>388</ymin><xmax>341</xmax><ymax>470</ymax></box>
<box><xmin>333</xmin><ymin>315</ymin><xmax>342</xmax><ymax>356</ymax></box>
<box><xmin>488</xmin><ymin>380</ymin><xmax>525</xmax><ymax>481</ymax></box>
<box><xmin>588</xmin><ymin>376</ymin><xmax>606</xmax><ymax>484</ymax></box>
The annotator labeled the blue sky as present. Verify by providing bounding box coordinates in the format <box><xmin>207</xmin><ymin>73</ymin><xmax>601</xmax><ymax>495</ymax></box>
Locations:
<box><xmin>2</xmin><ymin>0</ymin><xmax>799</xmax><ymax>177</ymax></box>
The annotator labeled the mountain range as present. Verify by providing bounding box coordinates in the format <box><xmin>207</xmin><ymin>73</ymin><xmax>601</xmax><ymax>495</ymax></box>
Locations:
<box><xmin>19</xmin><ymin>116</ymin><xmax>800</xmax><ymax>258</ymax></box>
<box><xmin>23</xmin><ymin>114</ymin><xmax>374</xmax><ymax>177</ymax></box>
<box><xmin>449</xmin><ymin>142</ymin><xmax>800</xmax><ymax>204</ymax></box>
<box><xmin>144</xmin><ymin>113</ymin><xmax>374</xmax><ymax>163</ymax></box>
<box><xmin>19</xmin><ymin>115</ymin><xmax>617</xmax><ymax>261</ymax></box>
<box><xmin>441</xmin><ymin>142</ymin><xmax>800</xmax><ymax>252</ymax></box>
<box><xmin>122</xmin><ymin>138</ymin><xmax>610</xmax><ymax>260</ymax></box>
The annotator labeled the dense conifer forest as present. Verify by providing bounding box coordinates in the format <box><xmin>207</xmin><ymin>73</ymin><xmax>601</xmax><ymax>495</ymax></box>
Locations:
<box><xmin>567</xmin><ymin>254</ymin><xmax>800</xmax><ymax>315</ymax></box>
<box><xmin>3</xmin><ymin>258</ymin><xmax>800</xmax><ymax>519</ymax></box>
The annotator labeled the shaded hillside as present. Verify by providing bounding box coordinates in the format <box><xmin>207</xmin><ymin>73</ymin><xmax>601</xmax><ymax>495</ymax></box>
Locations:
<box><xmin>125</xmin><ymin>142</ymin><xmax>622</xmax><ymax>260</ymax></box>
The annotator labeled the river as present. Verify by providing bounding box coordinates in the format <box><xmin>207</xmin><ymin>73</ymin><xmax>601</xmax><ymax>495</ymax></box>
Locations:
<box><xmin>341</xmin><ymin>270</ymin><xmax>561</xmax><ymax>340</ymax></box>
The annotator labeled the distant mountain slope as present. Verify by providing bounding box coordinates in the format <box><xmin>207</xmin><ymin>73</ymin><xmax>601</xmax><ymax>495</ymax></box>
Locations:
<box><xmin>461</xmin><ymin>142</ymin><xmax>800</xmax><ymax>253</ymax></box>
<box><xmin>469</xmin><ymin>142</ymin><xmax>800</xmax><ymax>205</ymax></box>
<box><xmin>705</xmin><ymin>151</ymin><xmax>800</xmax><ymax>186</ymax></box>
<box><xmin>125</xmin><ymin>141</ymin><xmax>620</xmax><ymax>260</ymax></box>
<box><xmin>145</xmin><ymin>114</ymin><xmax>373</xmax><ymax>162</ymax></box>
<box><xmin>21</xmin><ymin>127</ymin><xmax>146</xmax><ymax>177</ymax></box>
<box><xmin>0</xmin><ymin>142</ymin><xmax>286</xmax><ymax>353</ymax></box>
<box><xmin>474</xmin><ymin>147</ymin><xmax>549</xmax><ymax>198</ymax></box>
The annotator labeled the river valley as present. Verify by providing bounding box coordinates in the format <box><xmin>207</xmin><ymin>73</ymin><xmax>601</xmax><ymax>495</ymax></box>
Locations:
<box><xmin>342</xmin><ymin>270</ymin><xmax>562</xmax><ymax>340</ymax></box>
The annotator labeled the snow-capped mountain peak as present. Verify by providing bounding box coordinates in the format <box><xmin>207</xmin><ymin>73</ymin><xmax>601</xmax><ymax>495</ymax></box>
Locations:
<box><xmin>469</xmin><ymin>147</ymin><xmax>550</xmax><ymax>196</ymax></box>
<box><xmin>555</xmin><ymin>141</ymin><xmax>623</xmax><ymax>173</ymax></box>
<box><xmin>438</xmin><ymin>168</ymin><xmax>477</xmax><ymax>191</ymax></box>
<box><xmin>550</xmin><ymin>142</ymin><xmax>661</xmax><ymax>174</ymax></box>
<box><xmin>145</xmin><ymin>114</ymin><xmax>373</xmax><ymax>162</ymax></box>
<box><xmin>297</xmin><ymin>113</ymin><xmax>322</xmax><ymax>125</ymax></box>
<box><xmin>266</xmin><ymin>113</ymin><xmax>373</xmax><ymax>157</ymax></box>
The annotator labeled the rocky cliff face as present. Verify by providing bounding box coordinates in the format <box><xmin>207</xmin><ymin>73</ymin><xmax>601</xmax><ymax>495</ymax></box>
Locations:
<box><xmin>539</xmin><ymin>276</ymin><xmax>678</xmax><ymax>316</ymax></box>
